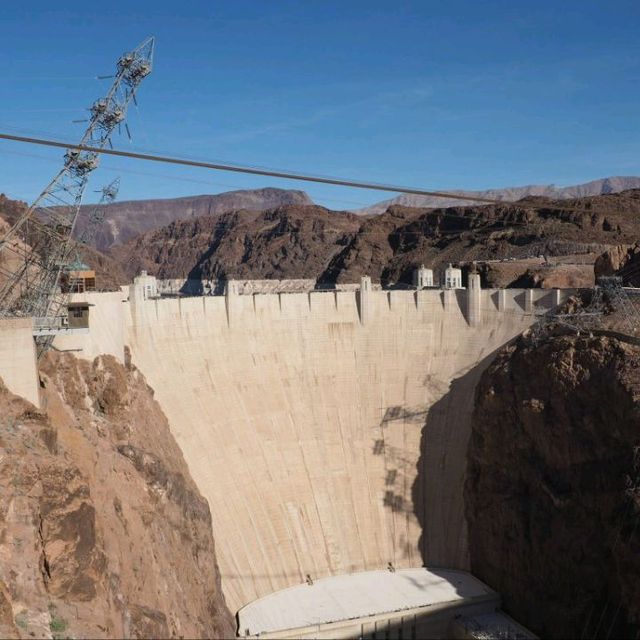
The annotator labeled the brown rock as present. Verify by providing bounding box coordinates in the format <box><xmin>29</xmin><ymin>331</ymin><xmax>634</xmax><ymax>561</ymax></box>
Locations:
<box><xmin>107</xmin><ymin>189</ymin><xmax>640</xmax><ymax>286</ymax></box>
<box><xmin>594</xmin><ymin>242</ymin><xmax>640</xmax><ymax>284</ymax></box>
<box><xmin>0</xmin><ymin>581</ymin><xmax>19</xmax><ymax>639</ymax></box>
<box><xmin>465</xmin><ymin>334</ymin><xmax>640</xmax><ymax>638</ymax></box>
<box><xmin>0</xmin><ymin>354</ymin><xmax>235</xmax><ymax>639</ymax></box>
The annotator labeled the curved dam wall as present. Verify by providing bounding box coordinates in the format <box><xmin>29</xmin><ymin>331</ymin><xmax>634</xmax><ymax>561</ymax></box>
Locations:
<box><xmin>112</xmin><ymin>281</ymin><xmax>564</xmax><ymax>612</ymax></box>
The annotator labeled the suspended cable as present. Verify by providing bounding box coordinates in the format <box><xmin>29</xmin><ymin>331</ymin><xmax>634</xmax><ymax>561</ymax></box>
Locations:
<box><xmin>0</xmin><ymin>131</ymin><xmax>614</xmax><ymax>215</ymax></box>
<box><xmin>0</xmin><ymin>146</ymin><xmax>373</xmax><ymax>210</ymax></box>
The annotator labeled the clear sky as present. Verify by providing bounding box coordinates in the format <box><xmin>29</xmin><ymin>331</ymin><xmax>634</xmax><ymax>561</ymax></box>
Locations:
<box><xmin>0</xmin><ymin>0</ymin><xmax>639</xmax><ymax>209</ymax></box>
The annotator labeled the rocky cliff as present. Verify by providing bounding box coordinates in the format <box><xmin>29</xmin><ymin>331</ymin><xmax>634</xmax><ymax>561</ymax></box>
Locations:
<box><xmin>109</xmin><ymin>204</ymin><xmax>361</xmax><ymax>282</ymax></box>
<box><xmin>0</xmin><ymin>352</ymin><xmax>234</xmax><ymax>639</ymax></box>
<box><xmin>477</xmin><ymin>258</ymin><xmax>595</xmax><ymax>289</ymax></box>
<box><xmin>465</xmin><ymin>333</ymin><xmax>640</xmax><ymax>638</ymax></box>
<box><xmin>109</xmin><ymin>189</ymin><xmax>640</xmax><ymax>287</ymax></box>
<box><xmin>6</xmin><ymin>188</ymin><xmax>640</xmax><ymax>289</ymax></box>
<box><xmin>74</xmin><ymin>187</ymin><xmax>313</xmax><ymax>250</ymax></box>
<box><xmin>594</xmin><ymin>242</ymin><xmax>640</xmax><ymax>286</ymax></box>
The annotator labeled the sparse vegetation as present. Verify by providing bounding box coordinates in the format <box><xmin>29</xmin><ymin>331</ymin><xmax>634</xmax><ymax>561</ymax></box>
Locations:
<box><xmin>49</xmin><ymin>603</ymin><xmax>68</xmax><ymax>638</ymax></box>
<box><xmin>14</xmin><ymin>610</ymin><xmax>28</xmax><ymax>629</ymax></box>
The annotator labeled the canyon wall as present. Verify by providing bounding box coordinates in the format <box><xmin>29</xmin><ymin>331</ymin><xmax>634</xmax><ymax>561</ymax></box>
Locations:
<box><xmin>466</xmin><ymin>334</ymin><xmax>640</xmax><ymax>638</ymax></box>
<box><xmin>0</xmin><ymin>352</ymin><xmax>234</xmax><ymax>639</ymax></box>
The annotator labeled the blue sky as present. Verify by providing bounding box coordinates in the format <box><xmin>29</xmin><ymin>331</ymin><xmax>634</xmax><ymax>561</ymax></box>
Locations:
<box><xmin>0</xmin><ymin>0</ymin><xmax>639</xmax><ymax>208</ymax></box>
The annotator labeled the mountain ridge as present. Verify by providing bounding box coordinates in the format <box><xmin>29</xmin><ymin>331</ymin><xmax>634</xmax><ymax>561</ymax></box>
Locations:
<box><xmin>107</xmin><ymin>189</ymin><xmax>640</xmax><ymax>288</ymax></box>
<box><xmin>357</xmin><ymin>176</ymin><xmax>640</xmax><ymax>215</ymax></box>
<box><xmin>73</xmin><ymin>187</ymin><xmax>313</xmax><ymax>250</ymax></box>
<box><xmin>64</xmin><ymin>175</ymin><xmax>640</xmax><ymax>250</ymax></box>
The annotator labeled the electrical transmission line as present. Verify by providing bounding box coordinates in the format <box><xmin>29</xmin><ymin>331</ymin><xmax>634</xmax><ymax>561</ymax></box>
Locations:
<box><xmin>0</xmin><ymin>131</ymin><xmax>623</xmax><ymax>220</ymax></box>
<box><xmin>0</xmin><ymin>38</ymin><xmax>154</xmax><ymax>355</ymax></box>
<box><xmin>0</xmin><ymin>132</ymin><xmax>506</xmax><ymax>203</ymax></box>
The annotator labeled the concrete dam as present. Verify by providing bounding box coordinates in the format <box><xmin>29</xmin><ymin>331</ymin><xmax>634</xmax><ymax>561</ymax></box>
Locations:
<box><xmin>0</xmin><ymin>275</ymin><xmax>565</xmax><ymax>637</ymax></box>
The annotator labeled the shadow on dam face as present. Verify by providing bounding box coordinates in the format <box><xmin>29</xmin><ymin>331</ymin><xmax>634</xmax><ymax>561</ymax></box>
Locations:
<box><xmin>410</xmin><ymin>349</ymin><xmax>507</xmax><ymax>569</ymax></box>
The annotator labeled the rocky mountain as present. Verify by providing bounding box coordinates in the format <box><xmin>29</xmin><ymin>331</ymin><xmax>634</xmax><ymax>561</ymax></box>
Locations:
<box><xmin>73</xmin><ymin>187</ymin><xmax>313</xmax><ymax>250</ymax></box>
<box><xmin>0</xmin><ymin>352</ymin><xmax>234</xmax><ymax>639</ymax></box>
<box><xmin>109</xmin><ymin>204</ymin><xmax>361</xmax><ymax>282</ymax></box>
<box><xmin>465</xmin><ymin>332</ymin><xmax>640</xmax><ymax>638</ymax></box>
<box><xmin>359</xmin><ymin>176</ymin><xmax>640</xmax><ymax>215</ymax></box>
<box><xmin>0</xmin><ymin>199</ymin><xmax>32</xmax><ymax>293</ymax></box>
<box><xmin>109</xmin><ymin>189</ymin><xmax>640</xmax><ymax>288</ymax></box>
<box><xmin>6</xmin><ymin>187</ymin><xmax>640</xmax><ymax>290</ymax></box>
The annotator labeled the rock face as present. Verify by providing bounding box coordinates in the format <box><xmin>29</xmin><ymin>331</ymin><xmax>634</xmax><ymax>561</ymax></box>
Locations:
<box><xmin>0</xmin><ymin>352</ymin><xmax>234</xmax><ymax>639</ymax></box>
<box><xmin>110</xmin><ymin>189</ymin><xmax>640</xmax><ymax>286</ymax></box>
<box><xmin>74</xmin><ymin>187</ymin><xmax>314</xmax><ymax>250</ymax></box>
<box><xmin>7</xmin><ymin>188</ymin><xmax>640</xmax><ymax>289</ymax></box>
<box><xmin>594</xmin><ymin>242</ymin><xmax>640</xmax><ymax>285</ymax></box>
<box><xmin>0</xmin><ymin>202</ymin><xmax>33</xmax><ymax>293</ymax></box>
<box><xmin>465</xmin><ymin>334</ymin><xmax>640</xmax><ymax>638</ymax></box>
<box><xmin>109</xmin><ymin>204</ymin><xmax>361</xmax><ymax>282</ymax></box>
<box><xmin>478</xmin><ymin>259</ymin><xmax>595</xmax><ymax>289</ymax></box>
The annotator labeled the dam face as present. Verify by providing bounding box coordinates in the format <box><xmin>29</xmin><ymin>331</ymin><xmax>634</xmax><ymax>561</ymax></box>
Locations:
<box><xmin>122</xmin><ymin>283</ymin><xmax>554</xmax><ymax>612</ymax></box>
<box><xmin>1</xmin><ymin>279</ymin><xmax>565</xmax><ymax>634</ymax></box>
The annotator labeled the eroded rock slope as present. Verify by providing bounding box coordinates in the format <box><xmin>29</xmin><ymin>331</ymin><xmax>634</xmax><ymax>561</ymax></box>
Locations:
<box><xmin>466</xmin><ymin>334</ymin><xmax>640</xmax><ymax>638</ymax></box>
<box><xmin>0</xmin><ymin>352</ymin><xmax>234</xmax><ymax>639</ymax></box>
<box><xmin>74</xmin><ymin>188</ymin><xmax>313</xmax><ymax>250</ymax></box>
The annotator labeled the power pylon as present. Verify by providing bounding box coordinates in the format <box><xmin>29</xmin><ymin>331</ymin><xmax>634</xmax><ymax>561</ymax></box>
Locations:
<box><xmin>75</xmin><ymin>177</ymin><xmax>120</xmax><ymax>250</ymax></box>
<box><xmin>532</xmin><ymin>275</ymin><xmax>639</xmax><ymax>342</ymax></box>
<box><xmin>0</xmin><ymin>37</ymin><xmax>153</xmax><ymax>353</ymax></box>
<box><xmin>55</xmin><ymin>177</ymin><xmax>121</xmax><ymax>299</ymax></box>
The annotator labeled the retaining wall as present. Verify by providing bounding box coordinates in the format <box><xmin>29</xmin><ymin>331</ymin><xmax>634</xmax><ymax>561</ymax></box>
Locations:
<box><xmin>0</xmin><ymin>317</ymin><xmax>39</xmax><ymax>407</ymax></box>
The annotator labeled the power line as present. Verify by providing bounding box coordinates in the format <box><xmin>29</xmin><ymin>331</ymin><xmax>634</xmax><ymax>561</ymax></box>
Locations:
<box><xmin>0</xmin><ymin>146</ymin><xmax>528</xmax><ymax>233</ymax></box>
<box><xmin>0</xmin><ymin>140</ymin><xmax>598</xmax><ymax>239</ymax></box>
<box><xmin>1</xmin><ymin>131</ymin><xmax>628</xmax><ymax>232</ymax></box>
<box><xmin>0</xmin><ymin>146</ymin><xmax>374</xmax><ymax>210</ymax></box>
<box><xmin>0</xmin><ymin>131</ymin><xmax>590</xmax><ymax>210</ymax></box>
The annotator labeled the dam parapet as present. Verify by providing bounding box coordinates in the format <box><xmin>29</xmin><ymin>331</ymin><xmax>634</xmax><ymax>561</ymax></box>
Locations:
<box><xmin>130</xmin><ymin>272</ymin><xmax>574</xmax><ymax>329</ymax></box>
<box><xmin>126</xmin><ymin>276</ymin><xmax>573</xmax><ymax>333</ymax></box>
<box><xmin>157</xmin><ymin>277</ymin><xmax>318</xmax><ymax>296</ymax></box>
<box><xmin>1</xmin><ymin>276</ymin><xmax>575</xmax><ymax>409</ymax></box>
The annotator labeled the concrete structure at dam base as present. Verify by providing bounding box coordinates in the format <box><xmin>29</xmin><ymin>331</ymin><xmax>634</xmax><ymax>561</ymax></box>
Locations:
<box><xmin>0</xmin><ymin>273</ymin><xmax>561</xmax><ymax>638</ymax></box>
<box><xmin>237</xmin><ymin>567</ymin><xmax>534</xmax><ymax>639</ymax></box>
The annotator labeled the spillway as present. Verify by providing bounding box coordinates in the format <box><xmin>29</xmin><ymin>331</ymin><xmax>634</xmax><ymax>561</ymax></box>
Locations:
<box><xmin>0</xmin><ymin>277</ymin><xmax>566</xmax><ymax>636</ymax></box>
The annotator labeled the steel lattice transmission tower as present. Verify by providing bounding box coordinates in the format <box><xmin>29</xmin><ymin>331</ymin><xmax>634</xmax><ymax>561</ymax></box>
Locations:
<box><xmin>56</xmin><ymin>177</ymin><xmax>121</xmax><ymax>298</ymax></box>
<box><xmin>531</xmin><ymin>275</ymin><xmax>640</xmax><ymax>342</ymax></box>
<box><xmin>0</xmin><ymin>38</ymin><xmax>154</xmax><ymax>341</ymax></box>
<box><xmin>75</xmin><ymin>177</ymin><xmax>120</xmax><ymax>251</ymax></box>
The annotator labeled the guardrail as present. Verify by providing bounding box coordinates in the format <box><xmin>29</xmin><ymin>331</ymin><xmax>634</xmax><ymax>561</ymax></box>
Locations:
<box><xmin>32</xmin><ymin>316</ymin><xmax>88</xmax><ymax>337</ymax></box>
